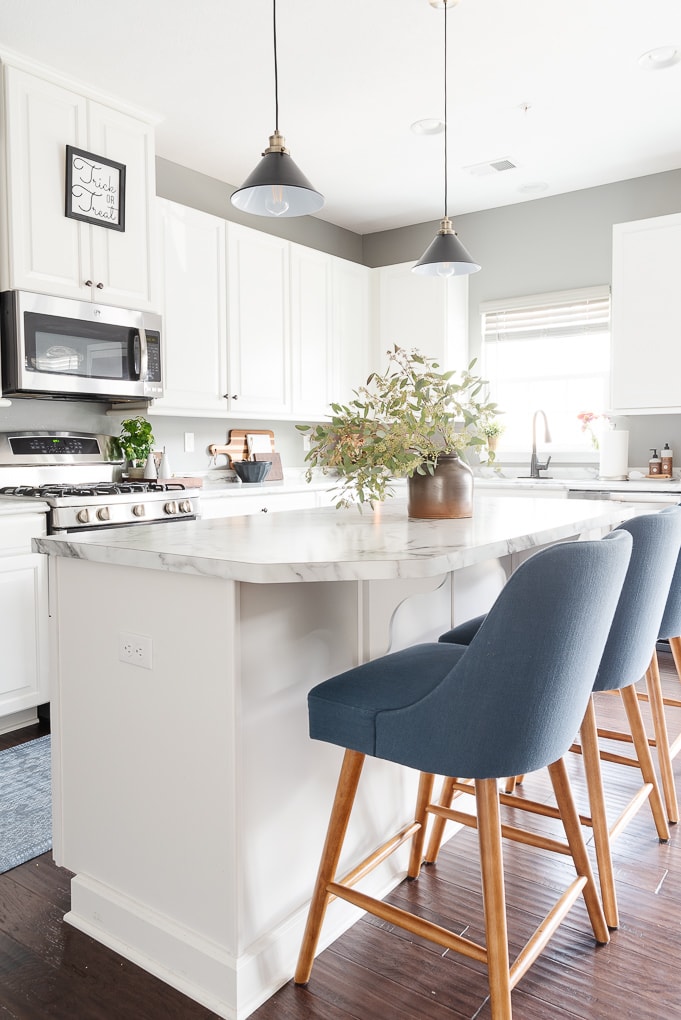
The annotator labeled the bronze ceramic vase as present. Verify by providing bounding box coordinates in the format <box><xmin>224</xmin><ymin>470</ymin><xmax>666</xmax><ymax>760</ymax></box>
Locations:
<box><xmin>407</xmin><ymin>454</ymin><xmax>474</xmax><ymax>519</ymax></box>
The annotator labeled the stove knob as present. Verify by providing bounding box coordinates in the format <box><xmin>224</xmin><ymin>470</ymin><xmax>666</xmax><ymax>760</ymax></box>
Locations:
<box><xmin>132</xmin><ymin>504</ymin><xmax>146</xmax><ymax>518</ymax></box>
<box><xmin>164</xmin><ymin>501</ymin><xmax>178</xmax><ymax>515</ymax></box>
<box><xmin>96</xmin><ymin>507</ymin><xmax>110</xmax><ymax>522</ymax></box>
<box><xmin>179</xmin><ymin>500</ymin><xmax>192</xmax><ymax>514</ymax></box>
<box><xmin>76</xmin><ymin>508</ymin><xmax>90</xmax><ymax>524</ymax></box>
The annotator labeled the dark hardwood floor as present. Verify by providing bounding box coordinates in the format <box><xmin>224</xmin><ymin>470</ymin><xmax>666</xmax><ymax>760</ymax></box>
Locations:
<box><xmin>3</xmin><ymin>655</ymin><xmax>681</xmax><ymax>1018</ymax></box>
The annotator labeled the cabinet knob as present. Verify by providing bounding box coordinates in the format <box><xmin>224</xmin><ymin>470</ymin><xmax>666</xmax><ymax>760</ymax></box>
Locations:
<box><xmin>96</xmin><ymin>282</ymin><xmax>104</xmax><ymax>290</ymax></box>
<box><xmin>223</xmin><ymin>394</ymin><xmax>239</xmax><ymax>401</ymax></box>
<box><xmin>85</xmin><ymin>279</ymin><xmax>93</xmax><ymax>287</ymax></box>
<box><xmin>260</xmin><ymin>507</ymin><xmax>268</xmax><ymax>513</ymax></box>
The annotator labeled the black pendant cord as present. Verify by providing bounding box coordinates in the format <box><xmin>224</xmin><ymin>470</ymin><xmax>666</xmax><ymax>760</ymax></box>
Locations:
<box><xmin>442</xmin><ymin>0</ymin><xmax>446</xmax><ymax>217</ymax></box>
<box><xmin>272</xmin><ymin>0</ymin><xmax>280</xmax><ymax>133</ymax></box>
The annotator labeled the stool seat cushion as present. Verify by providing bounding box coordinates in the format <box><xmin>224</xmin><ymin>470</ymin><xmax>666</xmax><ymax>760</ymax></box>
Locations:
<box><xmin>308</xmin><ymin>643</ymin><xmax>466</xmax><ymax>756</ymax></box>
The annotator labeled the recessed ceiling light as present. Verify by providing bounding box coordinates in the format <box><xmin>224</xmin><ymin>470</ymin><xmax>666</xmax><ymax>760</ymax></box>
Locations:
<box><xmin>518</xmin><ymin>182</ymin><xmax>549</xmax><ymax>195</ymax></box>
<box><xmin>638</xmin><ymin>46</ymin><xmax>680</xmax><ymax>70</ymax></box>
<box><xmin>411</xmin><ymin>118</ymin><xmax>445</xmax><ymax>136</ymax></box>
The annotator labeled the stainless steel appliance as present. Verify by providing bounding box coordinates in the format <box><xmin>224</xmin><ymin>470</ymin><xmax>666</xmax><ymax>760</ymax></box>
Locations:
<box><xmin>0</xmin><ymin>432</ymin><xmax>199</xmax><ymax>533</ymax></box>
<box><xmin>0</xmin><ymin>291</ymin><xmax>163</xmax><ymax>401</ymax></box>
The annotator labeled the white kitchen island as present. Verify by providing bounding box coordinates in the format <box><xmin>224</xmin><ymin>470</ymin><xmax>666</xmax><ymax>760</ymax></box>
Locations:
<box><xmin>35</xmin><ymin>495</ymin><xmax>634</xmax><ymax>1020</ymax></box>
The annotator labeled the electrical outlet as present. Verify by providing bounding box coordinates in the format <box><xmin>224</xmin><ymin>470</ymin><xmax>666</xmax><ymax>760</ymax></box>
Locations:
<box><xmin>184</xmin><ymin>432</ymin><xmax>195</xmax><ymax>453</ymax></box>
<box><xmin>118</xmin><ymin>632</ymin><xmax>153</xmax><ymax>670</ymax></box>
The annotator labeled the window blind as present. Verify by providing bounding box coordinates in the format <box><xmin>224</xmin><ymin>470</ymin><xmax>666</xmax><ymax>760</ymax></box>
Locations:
<box><xmin>482</xmin><ymin>286</ymin><xmax>610</xmax><ymax>343</ymax></box>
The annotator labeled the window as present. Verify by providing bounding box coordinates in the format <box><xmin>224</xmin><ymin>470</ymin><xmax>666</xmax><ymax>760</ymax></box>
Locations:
<box><xmin>481</xmin><ymin>286</ymin><xmax>611</xmax><ymax>452</ymax></box>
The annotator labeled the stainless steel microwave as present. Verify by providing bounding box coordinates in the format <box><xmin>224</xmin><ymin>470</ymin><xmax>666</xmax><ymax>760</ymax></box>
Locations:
<box><xmin>0</xmin><ymin>291</ymin><xmax>163</xmax><ymax>401</ymax></box>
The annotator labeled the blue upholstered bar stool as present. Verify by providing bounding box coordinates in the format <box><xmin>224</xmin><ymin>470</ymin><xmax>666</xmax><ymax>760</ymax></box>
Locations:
<box><xmin>637</xmin><ymin>541</ymin><xmax>681</xmax><ymax>823</ymax></box>
<box><xmin>295</xmin><ymin>532</ymin><xmax>632</xmax><ymax>1020</ymax></box>
<box><xmin>434</xmin><ymin>506</ymin><xmax>681</xmax><ymax>930</ymax></box>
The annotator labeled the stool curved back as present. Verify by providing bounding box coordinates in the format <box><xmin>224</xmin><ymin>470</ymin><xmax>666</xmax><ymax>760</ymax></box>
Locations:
<box><xmin>373</xmin><ymin>531</ymin><xmax>633</xmax><ymax>781</ymax></box>
<box><xmin>592</xmin><ymin>506</ymin><xmax>681</xmax><ymax>692</ymax></box>
<box><xmin>658</xmin><ymin>533</ymin><xmax>681</xmax><ymax>640</ymax></box>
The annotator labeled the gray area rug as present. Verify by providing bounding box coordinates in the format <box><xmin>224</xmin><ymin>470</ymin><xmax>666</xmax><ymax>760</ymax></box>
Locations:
<box><xmin>0</xmin><ymin>734</ymin><xmax>52</xmax><ymax>874</ymax></box>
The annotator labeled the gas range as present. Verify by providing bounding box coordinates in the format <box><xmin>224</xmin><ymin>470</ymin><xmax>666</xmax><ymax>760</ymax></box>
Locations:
<box><xmin>0</xmin><ymin>431</ymin><xmax>200</xmax><ymax>533</ymax></box>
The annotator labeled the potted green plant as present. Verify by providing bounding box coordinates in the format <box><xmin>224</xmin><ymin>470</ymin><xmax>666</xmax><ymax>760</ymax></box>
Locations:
<box><xmin>481</xmin><ymin>417</ymin><xmax>505</xmax><ymax>457</ymax></box>
<box><xmin>116</xmin><ymin>416</ymin><xmax>155</xmax><ymax>477</ymax></box>
<box><xmin>297</xmin><ymin>346</ymin><xmax>499</xmax><ymax>517</ymax></box>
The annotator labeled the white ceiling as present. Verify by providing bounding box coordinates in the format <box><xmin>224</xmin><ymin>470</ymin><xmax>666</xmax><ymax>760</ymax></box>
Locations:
<box><xmin>1</xmin><ymin>0</ymin><xmax>680</xmax><ymax>235</ymax></box>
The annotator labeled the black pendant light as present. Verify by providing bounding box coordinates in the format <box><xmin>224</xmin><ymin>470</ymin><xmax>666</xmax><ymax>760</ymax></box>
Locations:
<box><xmin>413</xmin><ymin>0</ymin><xmax>480</xmax><ymax>277</ymax></box>
<box><xmin>231</xmin><ymin>0</ymin><xmax>323</xmax><ymax>218</ymax></box>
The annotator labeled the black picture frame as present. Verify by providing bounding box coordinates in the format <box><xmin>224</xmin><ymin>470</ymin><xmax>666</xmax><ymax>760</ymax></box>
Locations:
<box><xmin>65</xmin><ymin>145</ymin><xmax>126</xmax><ymax>232</ymax></box>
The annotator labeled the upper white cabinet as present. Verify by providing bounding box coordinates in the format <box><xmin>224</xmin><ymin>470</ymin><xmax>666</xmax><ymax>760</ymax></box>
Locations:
<box><xmin>611</xmin><ymin>212</ymin><xmax>681</xmax><ymax>414</ymax></box>
<box><xmin>374</xmin><ymin>261</ymin><xmax>469</xmax><ymax>370</ymax></box>
<box><xmin>153</xmin><ymin>200</ymin><xmax>228</xmax><ymax>415</ymax></box>
<box><xmin>290</xmin><ymin>243</ymin><xmax>333</xmax><ymax>418</ymax></box>
<box><xmin>1</xmin><ymin>63</ymin><xmax>157</xmax><ymax>311</ymax></box>
<box><xmin>227</xmin><ymin>223</ymin><xmax>291</xmax><ymax>416</ymax></box>
<box><xmin>333</xmin><ymin>256</ymin><xmax>373</xmax><ymax>406</ymax></box>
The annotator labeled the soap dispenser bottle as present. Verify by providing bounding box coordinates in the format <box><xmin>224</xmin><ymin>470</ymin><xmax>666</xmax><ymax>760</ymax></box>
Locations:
<box><xmin>649</xmin><ymin>449</ymin><xmax>662</xmax><ymax>476</ymax></box>
<box><xmin>661</xmin><ymin>443</ymin><xmax>673</xmax><ymax>476</ymax></box>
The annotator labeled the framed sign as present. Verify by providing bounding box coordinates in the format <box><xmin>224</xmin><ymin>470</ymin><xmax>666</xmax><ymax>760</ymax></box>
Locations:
<box><xmin>65</xmin><ymin>146</ymin><xmax>126</xmax><ymax>231</ymax></box>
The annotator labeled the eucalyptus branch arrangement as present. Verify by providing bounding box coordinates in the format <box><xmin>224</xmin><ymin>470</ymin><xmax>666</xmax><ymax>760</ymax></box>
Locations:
<box><xmin>297</xmin><ymin>346</ymin><xmax>498</xmax><ymax>509</ymax></box>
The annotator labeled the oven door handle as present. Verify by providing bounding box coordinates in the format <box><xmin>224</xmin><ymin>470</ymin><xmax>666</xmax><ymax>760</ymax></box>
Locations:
<box><xmin>131</xmin><ymin>328</ymin><xmax>149</xmax><ymax>381</ymax></box>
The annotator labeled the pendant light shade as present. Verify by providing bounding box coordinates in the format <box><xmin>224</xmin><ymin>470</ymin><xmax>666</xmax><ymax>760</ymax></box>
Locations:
<box><xmin>230</xmin><ymin>131</ymin><xmax>324</xmax><ymax>218</ymax></box>
<box><xmin>230</xmin><ymin>1</ymin><xmax>323</xmax><ymax>219</ymax></box>
<box><xmin>413</xmin><ymin>0</ymin><xmax>480</xmax><ymax>277</ymax></box>
<box><xmin>412</xmin><ymin>216</ymin><xmax>480</xmax><ymax>276</ymax></box>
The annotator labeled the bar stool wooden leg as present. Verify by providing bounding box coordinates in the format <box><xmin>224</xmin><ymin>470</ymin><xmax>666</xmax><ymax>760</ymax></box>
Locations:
<box><xmin>408</xmin><ymin>772</ymin><xmax>435</xmax><ymax>878</ymax></box>
<box><xmin>548</xmin><ymin>758</ymin><xmax>609</xmax><ymax>944</ymax></box>
<box><xmin>579</xmin><ymin>696</ymin><xmax>619</xmax><ymax>929</ymax></box>
<box><xmin>295</xmin><ymin>749</ymin><xmax>365</xmax><ymax>985</ymax></box>
<box><xmin>476</xmin><ymin>777</ymin><xmax>513</xmax><ymax>1020</ymax></box>
<box><xmin>645</xmin><ymin>651</ymin><xmax>679</xmax><ymax>824</ymax></box>
<box><xmin>620</xmin><ymin>684</ymin><xmax>671</xmax><ymax>842</ymax></box>
<box><xmin>424</xmin><ymin>775</ymin><xmax>457</xmax><ymax>864</ymax></box>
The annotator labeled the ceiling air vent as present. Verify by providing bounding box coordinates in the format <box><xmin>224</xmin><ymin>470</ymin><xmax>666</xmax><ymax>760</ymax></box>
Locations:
<box><xmin>464</xmin><ymin>159</ymin><xmax>518</xmax><ymax>177</ymax></box>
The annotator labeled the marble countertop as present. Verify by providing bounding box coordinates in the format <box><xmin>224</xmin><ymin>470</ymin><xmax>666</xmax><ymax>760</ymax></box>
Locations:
<box><xmin>475</xmin><ymin>475</ymin><xmax>681</xmax><ymax>493</ymax></box>
<box><xmin>34</xmin><ymin>495</ymin><xmax>633</xmax><ymax>584</ymax></box>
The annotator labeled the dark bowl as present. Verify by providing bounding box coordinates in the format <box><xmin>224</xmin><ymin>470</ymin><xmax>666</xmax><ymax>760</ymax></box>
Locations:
<box><xmin>233</xmin><ymin>460</ymin><xmax>272</xmax><ymax>484</ymax></box>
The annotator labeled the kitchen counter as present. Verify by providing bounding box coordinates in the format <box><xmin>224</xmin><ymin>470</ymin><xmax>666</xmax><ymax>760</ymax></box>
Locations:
<box><xmin>0</xmin><ymin>495</ymin><xmax>49</xmax><ymax>516</ymax></box>
<box><xmin>39</xmin><ymin>496</ymin><xmax>634</xmax><ymax>1020</ymax></box>
<box><xmin>475</xmin><ymin>474</ymin><xmax>681</xmax><ymax>494</ymax></box>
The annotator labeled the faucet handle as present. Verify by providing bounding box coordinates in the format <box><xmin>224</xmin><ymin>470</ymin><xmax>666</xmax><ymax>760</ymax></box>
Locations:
<box><xmin>537</xmin><ymin>455</ymin><xmax>552</xmax><ymax>473</ymax></box>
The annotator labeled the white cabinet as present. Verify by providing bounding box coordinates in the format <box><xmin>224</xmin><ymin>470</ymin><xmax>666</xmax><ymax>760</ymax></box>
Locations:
<box><xmin>153</xmin><ymin>200</ymin><xmax>228</xmax><ymax>416</ymax></box>
<box><xmin>333</xmin><ymin>256</ymin><xmax>373</xmax><ymax>405</ymax></box>
<box><xmin>611</xmin><ymin>213</ymin><xmax>681</xmax><ymax>414</ymax></box>
<box><xmin>290</xmin><ymin>243</ymin><xmax>333</xmax><ymax>418</ymax></box>
<box><xmin>1</xmin><ymin>64</ymin><xmax>157</xmax><ymax>311</ymax></box>
<box><xmin>200</xmin><ymin>490</ymin><xmax>317</xmax><ymax>519</ymax></box>
<box><xmin>227</xmin><ymin>223</ymin><xmax>290</xmax><ymax>415</ymax></box>
<box><xmin>375</xmin><ymin>261</ymin><xmax>468</xmax><ymax>369</ymax></box>
<box><xmin>0</xmin><ymin>510</ymin><xmax>49</xmax><ymax>730</ymax></box>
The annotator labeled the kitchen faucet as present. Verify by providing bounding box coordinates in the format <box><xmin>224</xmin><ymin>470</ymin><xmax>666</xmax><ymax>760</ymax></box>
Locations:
<box><xmin>526</xmin><ymin>409</ymin><xmax>552</xmax><ymax>478</ymax></box>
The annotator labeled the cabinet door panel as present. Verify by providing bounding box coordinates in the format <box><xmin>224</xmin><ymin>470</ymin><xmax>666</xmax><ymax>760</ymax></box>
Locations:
<box><xmin>154</xmin><ymin>201</ymin><xmax>228</xmax><ymax>415</ymax></box>
<box><xmin>227</xmin><ymin>225</ymin><xmax>290</xmax><ymax>414</ymax></box>
<box><xmin>0</xmin><ymin>554</ymin><xmax>48</xmax><ymax>714</ymax></box>
<box><xmin>333</xmin><ymin>258</ymin><xmax>372</xmax><ymax>406</ymax></box>
<box><xmin>3</xmin><ymin>67</ymin><xmax>89</xmax><ymax>297</ymax></box>
<box><xmin>611</xmin><ymin>214</ymin><xmax>681</xmax><ymax>413</ymax></box>
<box><xmin>87</xmin><ymin>102</ymin><xmax>157</xmax><ymax>310</ymax></box>
<box><xmin>290</xmin><ymin>245</ymin><xmax>332</xmax><ymax>418</ymax></box>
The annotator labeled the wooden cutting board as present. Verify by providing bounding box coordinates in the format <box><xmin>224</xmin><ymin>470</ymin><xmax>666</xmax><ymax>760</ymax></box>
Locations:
<box><xmin>209</xmin><ymin>429</ymin><xmax>275</xmax><ymax>465</ymax></box>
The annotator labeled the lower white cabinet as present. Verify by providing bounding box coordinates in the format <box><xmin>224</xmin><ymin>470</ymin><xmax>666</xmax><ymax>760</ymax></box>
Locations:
<box><xmin>200</xmin><ymin>490</ymin><xmax>318</xmax><ymax>519</ymax></box>
<box><xmin>611</xmin><ymin>212</ymin><xmax>681</xmax><ymax>414</ymax></box>
<box><xmin>0</xmin><ymin>511</ymin><xmax>49</xmax><ymax>730</ymax></box>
